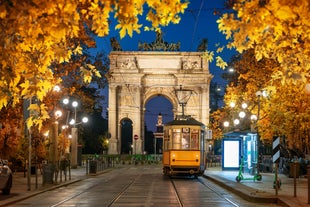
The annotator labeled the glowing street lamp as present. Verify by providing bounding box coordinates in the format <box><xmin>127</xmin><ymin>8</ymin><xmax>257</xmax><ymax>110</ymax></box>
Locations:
<box><xmin>63</xmin><ymin>98</ymin><xmax>88</xmax><ymax>168</ymax></box>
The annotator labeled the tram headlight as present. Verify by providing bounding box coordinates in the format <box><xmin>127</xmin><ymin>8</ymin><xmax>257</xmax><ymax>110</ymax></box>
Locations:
<box><xmin>195</xmin><ymin>154</ymin><xmax>199</xmax><ymax>162</ymax></box>
<box><xmin>172</xmin><ymin>154</ymin><xmax>175</xmax><ymax>162</ymax></box>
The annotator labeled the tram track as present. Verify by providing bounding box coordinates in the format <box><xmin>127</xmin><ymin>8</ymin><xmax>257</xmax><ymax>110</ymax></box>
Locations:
<box><xmin>196</xmin><ymin>176</ymin><xmax>240</xmax><ymax>207</ymax></box>
<box><xmin>169</xmin><ymin>175</ymin><xmax>242</xmax><ymax>207</ymax></box>
<box><xmin>48</xmin><ymin>169</ymin><xmax>186</xmax><ymax>207</ymax></box>
<box><xmin>49</xmin><ymin>173</ymin><xmax>238</xmax><ymax>207</ymax></box>
<box><xmin>46</xmin><ymin>167</ymin><xmax>141</xmax><ymax>207</ymax></box>
<box><xmin>170</xmin><ymin>178</ymin><xmax>185</xmax><ymax>207</ymax></box>
<box><xmin>106</xmin><ymin>174</ymin><xmax>141</xmax><ymax>207</ymax></box>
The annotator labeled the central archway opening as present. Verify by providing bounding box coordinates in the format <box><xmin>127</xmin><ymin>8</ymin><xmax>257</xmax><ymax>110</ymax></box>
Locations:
<box><xmin>144</xmin><ymin>96</ymin><xmax>174</xmax><ymax>155</ymax></box>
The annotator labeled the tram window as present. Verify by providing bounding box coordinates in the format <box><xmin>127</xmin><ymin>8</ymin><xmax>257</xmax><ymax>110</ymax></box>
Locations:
<box><xmin>172</xmin><ymin>129</ymin><xmax>181</xmax><ymax>149</ymax></box>
<box><xmin>163</xmin><ymin>130</ymin><xmax>168</xmax><ymax>150</ymax></box>
<box><xmin>182</xmin><ymin>128</ymin><xmax>190</xmax><ymax>149</ymax></box>
<box><xmin>168</xmin><ymin>129</ymin><xmax>173</xmax><ymax>149</ymax></box>
<box><xmin>191</xmin><ymin>133</ymin><xmax>199</xmax><ymax>149</ymax></box>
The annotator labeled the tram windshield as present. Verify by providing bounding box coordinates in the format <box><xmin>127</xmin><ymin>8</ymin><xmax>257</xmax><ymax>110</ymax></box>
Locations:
<box><xmin>170</xmin><ymin>127</ymin><xmax>200</xmax><ymax>150</ymax></box>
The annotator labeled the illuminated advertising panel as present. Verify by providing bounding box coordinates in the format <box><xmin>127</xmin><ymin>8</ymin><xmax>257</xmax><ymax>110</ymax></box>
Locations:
<box><xmin>222</xmin><ymin>138</ymin><xmax>241</xmax><ymax>170</ymax></box>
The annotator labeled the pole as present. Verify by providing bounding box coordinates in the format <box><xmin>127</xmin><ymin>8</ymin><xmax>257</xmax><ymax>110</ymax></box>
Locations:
<box><xmin>48</xmin><ymin>121</ymin><xmax>58</xmax><ymax>183</ymax></box>
<box><xmin>154</xmin><ymin>137</ymin><xmax>157</xmax><ymax>161</ymax></box>
<box><xmin>308</xmin><ymin>165</ymin><xmax>310</xmax><ymax>204</ymax></box>
<box><xmin>294</xmin><ymin>162</ymin><xmax>297</xmax><ymax>197</ymax></box>
<box><xmin>24</xmin><ymin>98</ymin><xmax>32</xmax><ymax>191</ymax></box>
<box><xmin>71</xmin><ymin>127</ymin><xmax>78</xmax><ymax>168</ymax></box>
<box><xmin>275</xmin><ymin>163</ymin><xmax>278</xmax><ymax>196</ymax></box>
<box><xmin>27</xmin><ymin>128</ymin><xmax>31</xmax><ymax>191</ymax></box>
<box><xmin>257</xmin><ymin>94</ymin><xmax>261</xmax><ymax>175</ymax></box>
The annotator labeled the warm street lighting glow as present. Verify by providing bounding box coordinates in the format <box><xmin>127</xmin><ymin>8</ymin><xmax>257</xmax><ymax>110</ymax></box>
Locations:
<box><xmin>61</xmin><ymin>97</ymin><xmax>87</xmax><ymax>168</ymax></box>
<box><xmin>69</xmin><ymin>119</ymin><xmax>75</xmax><ymax>125</ymax></box>
<box><xmin>44</xmin><ymin>131</ymin><xmax>49</xmax><ymax>137</ymax></box>
<box><xmin>53</xmin><ymin>85</ymin><xmax>61</xmax><ymax>92</ymax></box>
<box><xmin>72</xmin><ymin>101</ymin><xmax>78</xmax><ymax>108</ymax></box>
<box><xmin>229</xmin><ymin>102</ymin><xmax>236</xmax><ymax>108</ymax></box>
<box><xmin>241</xmin><ymin>103</ymin><xmax>248</xmax><ymax>109</ymax></box>
<box><xmin>82</xmin><ymin>117</ymin><xmax>88</xmax><ymax>123</ymax></box>
<box><xmin>251</xmin><ymin>114</ymin><xmax>257</xmax><ymax>121</ymax></box>
<box><xmin>55</xmin><ymin>110</ymin><xmax>62</xmax><ymax>119</ymax></box>
<box><xmin>228</xmin><ymin>67</ymin><xmax>234</xmax><ymax>73</ymax></box>
<box><xmin>223</xmin><ymin>121</ymin><xmax>230</xmax><ymax>127</ymax></box>
<box><xmin>63</xmin><ymin>98</ymin><xmax>69</xmax><ymax>105</ymax></box>
<box><xmin>256</xmin><ymin>90</ymin><xmax>268</xmax><ymax>98</ymax></box>
<box><xmin>234</xmin><ymin>119</ymin><xmax>240</xmax><ymax>125</ymax></box>
<box><xmin>69</xmin><ymin>116</ymin><xmax>88</xmax><ymax>125</ymax></box>
<box><xmin>239</xmin><ymin>111</ymin><xmax>246</xmax><ymax>118</ymax></box>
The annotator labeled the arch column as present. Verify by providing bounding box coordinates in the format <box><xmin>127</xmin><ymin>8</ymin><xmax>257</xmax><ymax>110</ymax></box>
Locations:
<box><xmin>201</xmin><ymin>86</ymin><xmax>209</xmax><ymax>126</ymax></box>
<box><xmin>108</xmin><ymin>85</ymin><xmax>118</xmax><ymax>154</ymax></box>
<box><xmin>133</xmin><ymin>86</ymin><xmax>143</xmax><ymax>154</ymax></box>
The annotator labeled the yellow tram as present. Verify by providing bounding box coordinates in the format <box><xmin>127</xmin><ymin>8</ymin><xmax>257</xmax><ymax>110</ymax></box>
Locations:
<box><xmin>162</xmin><ymin>115</ymin><xmax>206</xmax><ymax>176</ymax></box>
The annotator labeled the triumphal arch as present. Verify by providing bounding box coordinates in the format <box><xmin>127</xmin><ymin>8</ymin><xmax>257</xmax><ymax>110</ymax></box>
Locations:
<box><xmin>107</xmin><ymin>40</ymin><xmax>212</xmax><ymax>154</ymax></box>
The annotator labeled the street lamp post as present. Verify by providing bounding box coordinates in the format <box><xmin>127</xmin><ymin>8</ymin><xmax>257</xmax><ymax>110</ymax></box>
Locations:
<box><xmin>63</xmin><ymin>98</ymin><xmax>88</xmax><ymax>168</ymax></box>
<box><xmin>71</xmin><ymin>100</ymin><xmax>78</xmax><ymax>169</ymax></box>
<box><xmin>255</xmin><ymin>90</ymin><xmax>263</xmax><ymax>175</ymax></box>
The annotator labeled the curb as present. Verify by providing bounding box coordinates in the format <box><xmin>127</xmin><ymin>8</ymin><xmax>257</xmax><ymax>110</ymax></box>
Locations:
<box><xmin>0</xmin><ymin>178</ymin><xmax>85</xmax><ymax>207</ymax></box>
<box><xmin>203</xmin><ymin>174</ymin><xmax>288</xmax><ymax>205</ymax></box>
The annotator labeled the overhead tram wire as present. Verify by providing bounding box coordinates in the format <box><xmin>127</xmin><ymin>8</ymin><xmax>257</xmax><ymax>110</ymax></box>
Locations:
<box><xmin>189</xmin><ymin>0</ymin><xmax>204</xmax><ymax>52</ymax></box>
<box><xmin>178</xmin><ymin>0</ymin><xmax>204</xmax><ymax>88</ymax></box>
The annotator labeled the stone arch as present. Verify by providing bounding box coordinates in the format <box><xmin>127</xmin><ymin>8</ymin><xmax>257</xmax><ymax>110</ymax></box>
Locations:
<box><xmin>107</xmin><ymin>51</ymin><xmax>213</xmax><ymax>154</ymax></box>
<box><xmin>143</xmin><ymin>88</ymin><xmax>178</xmax><ymax>114</ymax></box>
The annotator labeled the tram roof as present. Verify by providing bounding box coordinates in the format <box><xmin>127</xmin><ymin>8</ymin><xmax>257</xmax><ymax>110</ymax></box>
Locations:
<box><xmin>165</xmin><ymin>115</ymin><xmax>205</xmax><ymax>127</ymax></box>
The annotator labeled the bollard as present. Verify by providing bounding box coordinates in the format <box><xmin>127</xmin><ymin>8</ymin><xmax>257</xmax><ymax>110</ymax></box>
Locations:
<box><xmin>308</xmin><ymin>165</ymin><xmax>310</xmax><ymax>204</ymax></box>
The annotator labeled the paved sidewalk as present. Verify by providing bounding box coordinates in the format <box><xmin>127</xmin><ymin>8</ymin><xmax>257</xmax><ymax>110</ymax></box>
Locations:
<box><xmin>0</xmin><ymin>166</ymin><xmax>89</xmax><ymax>207</ymax></box>
<box><xmin>204</xmin><ymin>166</ymin><xmax>310</xmax><ymax>207</ymax></box>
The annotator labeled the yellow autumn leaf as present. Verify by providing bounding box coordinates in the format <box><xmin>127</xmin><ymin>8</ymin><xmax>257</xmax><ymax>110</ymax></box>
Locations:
<box><xmin>0</xmin><ymin>98</ymin><xmax>8</xmax><ymax>109</ymax></box>
<box><xmin>202</xmin><ymin>51</ymin><xmax>214</xmax><ymax>62</ymax></box>
<box><xmin>116</xmin><ymin>24</ymin><xmax>127</xmax><ymax>39</ymax></box>
<box><xmin>26</xmin><ymin>118</ymin><xmax>34</xmax><ymax>130</ymax></box>
<box><xmin>73</xmin><ymin>46</ymin><xmax>83</xmax><ymax>55</ymax></box>
<box><xmin>95</xmin><ymin>70</ymin><xmax>101</xmax><ymax>78</ymax></box>
<box><xmin>274</xmin><ymin>5</ymin><xmax>295</xmax><ymax>21</ymax></box>
<box><xmin>216</xmin><ymin>56</ymin><xmax>227</xmax><ymax>69</ymax></box>
<box><xmin>216</xmin><ymin>46</ymin><xmax>224</xmax><ymax>53</ymax></box>
<box><xmin>28</xmin><ymin>103</ymin><xmax>40</xmax><ymax>112</ymax></box>
<box><xmin>86</xmin><ymin>64</ymin><xmax>95</xmax><ymax>70</ymax></box>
